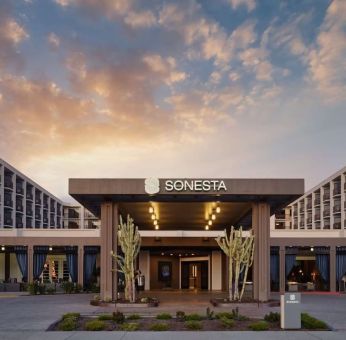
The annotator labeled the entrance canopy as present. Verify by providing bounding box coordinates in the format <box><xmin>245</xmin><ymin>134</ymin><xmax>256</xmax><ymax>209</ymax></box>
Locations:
<box><xmin>69</xmin><ymin>178</ymin><xmax>304</xmax><ymax>230</ymax></box>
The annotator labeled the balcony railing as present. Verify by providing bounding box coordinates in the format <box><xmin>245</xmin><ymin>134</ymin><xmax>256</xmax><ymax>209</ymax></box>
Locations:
<box><xmin>16</xmin><ymin>186</ymin><xmax>24</xmax><ymax>195</ymax></box>
<box><xmin>323</xmin><ymin>210</ymin><xmax>330</xmax><ymax>217</ymax></box>
<box><xmin>4</xmin><ymin>217</ymin><xmax>13</xmax><ymax>225</ymax></box>
<box><xmin>4</xmin><ymin>178</ymin><xmax>13</xmax><ymax>189</ymax></box>
<box><xmin>307</xmin><ymin>202</ymin><xmax>312</xmax><ymax>210</ymax></box>
<box><xmin>26</xmin><ymin>209</ymin><xmax>33</xmax><ymax>216</ymax></box>
<box><xmin>333</xmin><ymin>185</ymin><xmax>341</xmax><ymax>196</ymax></box>
<box><xmin>26</xmin><ymin>193</ymin><xmax>33</xmax><ymax>200</ymax></box>
<box><xmin>307</xmin><ymin>217</ymin><xmax>312</xmax><ymax>224</ymax></box>
<box><xmin>4</xmin><ymin>199</ymin><xmax>13</xmax><ymax>207</ymax></box>
<box><xmin>323</xmin><ymin>193</ymin><xmax>330</xmax><ymax>201</ymax></box>
<box><xmin>43</xmin><ymin>217</ymin><xmax>48</xmax><ymax>223</ymax></box>
<box><xmin>314</xmin><ymin>198</ymin><xmax>320</xmax><ymax>205</ymax></box>
<box><xmin>314</xmin><ymin>214</ymin><xmax>321</xmax><ymax>221</ymax></box>
<box><xmin>333</xmin><ymin>205</ymin><xmax>341</xmax><ymax>213</ymax></box>
<box><xmin>35</xmin><ymin>214</ymin><xmax>41</xmax><ymax>220</ymax></box>
<box><xmin>16</xmin><ymin>205</ymin><xmax>24</xmax><ymax>212</ymax></box>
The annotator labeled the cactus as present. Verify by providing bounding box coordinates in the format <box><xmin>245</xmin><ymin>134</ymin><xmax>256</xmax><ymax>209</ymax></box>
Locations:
<box><xmin>215</xmin><ymin>226</ymin><xmax>254</xmax><ymax>301</ymax></box>
<box><xmin>111</xmin><ymin>214</ymin><xmax>141</xmax><ymax>303</ymax></box>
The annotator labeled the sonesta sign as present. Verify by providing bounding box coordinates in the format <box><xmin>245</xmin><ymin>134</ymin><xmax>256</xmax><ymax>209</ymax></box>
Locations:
<box><xmin>144</xmin><ymin>178</ymin><xmax>228</xmax><ymax>194</ymax></box>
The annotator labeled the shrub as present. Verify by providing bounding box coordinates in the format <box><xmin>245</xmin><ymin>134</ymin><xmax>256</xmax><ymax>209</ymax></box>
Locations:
<box><xmin>176</xmin><ymin>311</ymin><xmax>186</xmax><ymax>321</ymax></box>
<box><xmin>85</xmin><ymin>320</ymin><xmax>106</xmax><ymax>331</ymax></box>
<box><xmin>206</xmin><ymin>307</ymin><xmax>214</xmax><ymax>320</ymax></box>
<box><xmin>150</xmin><ymin>322</ymin><xmax>169</xmax><ymax>331</ymax></box>
<box><xmin>46</xmin><ymin>287</ymin><xmax>56</xmax><ymax>295</ymax></box>
<box><xmin>98</xmin><ymin>314</ymin><xmax>113</xmax><ymax>321</ymax></box>
<box><xmin>28</xmin><ymin>282</ymin><xmax>39</xmax><ymax>295</ymax></box>
<box><xmin>156</xmin><ymin>313</ymin><xmax>172</xmax><ymax>320</ymax></box>
<box><xmin>113</xmin><ymin>311</ymin><xmax>125</xmax><ymax>324</ymax></box>
<box><xmin>185</xmin><ymin>320</ymin><xmax>203</xmax><ymax>330</ymax></box>
<box><xmin>248</xmin><ymin>321</ymin><xmax>269</xmax><ymax>331</ymax></box>
<box><xmin>219</xmin><ymin>317</ymin><xmax>235</xmax><ymax>329</ymax></box>
<box><xmin>119</xmin><ymin>322</ymin><xmax>139</xmax><ymax>331</ymax></box>
<box><xmin>38</xmin><ymin>283</ymin><xmax>46</xmax><ymax>295</ymax></box>
<box><xmin>62</xmin><ymin>312</ymin><xmax>80</xmax><ymax>320</ymax></box>
<box><xmin>127</xmin><ymin>314</ymin><xmax>141</xmax><ymax>320</ymax></box>
<box><xmin>301</xmin><ymin>313</ymin><xmax>328</xmax><ymax>330</ymax></box>
<box><xmin>264</xmin><ymin>312</ymin><xmax>280</xmax><ymax>323</ymax></box>
<box><xmin>185</xmin><ymin>313</ymin><xmax>203</xmax><ymax>321</ymax></box>
<box><xmin>74</xmin><ymin>284</ymin><xmax>83</xmax><ymax>293</ymax></box>
<box><xmin>62</xmin><ymin>281</ymin><xmax>74</xmax><ymax>294</ymax></box>
<box><xmin>215</xmin><ymin>312</ymin><xmax>233</xmax><ymax>320</ymax></box>
<box><xmin>58</xmin><ymin>318</ymin><xmax>77</xmax><ymax>331</ymax></box>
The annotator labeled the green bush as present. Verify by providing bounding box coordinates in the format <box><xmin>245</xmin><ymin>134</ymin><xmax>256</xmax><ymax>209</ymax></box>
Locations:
<box><xmin>98</xmin><ymin>314</ymin><xmax>113</xmax><ymax>321</ymax></box>
<box><xmin>46</xmin><ymin>287</ymin><xmax>56</xmax><ymax>295</ymax></box>
<box><xmin>62</xmin><ymin>312</ymin><xmax>80</xmax><ymax>320</ymax></box>
<box><xmin>156</xmin><ymin>313</ymin><xmax>172</xmax><ymax>320</ymax></box>
<box><xmin>150</xmin><ymin>322</ymin><xmax>170</xmax><ymax>331</ymax></box>
<box><xmin>61</xmin><ymin>281</ymin><xmax>74</xmax><ymax>294</ymax></box>
<box><xmin>58</xmin><ymin>318</ymin><xmax>77</xmax><ymax>331</ymax></box>
<box><xmin>85</xmin><ymin>319</ymin><xmax>106</xmax><ymax>331</ymax></box>
<box><xmin>215</xmin><ymin>312</ymin><xmax>233</xmax><ymax>320</ymax></box>
<box><xmin>219</xmin><ymin>316</ymin><xmax>235</xmax><ymax>328</ymax></box>
<box><xmin>264</xmin><ymin>312</ymin><xmax>280</xmax><ymax>323</ymax></box>
<box><xmin>38</xmin><ymin>283</ymin><xmax>46</xmax><ymax>295</ymax></box>
<box><xmin>127</xmin><ymin>314</ymin><xmax>141</xmax><ymax>320</ymax></box>
<box><xmin>248</xmin><ymin>321</ymin><xmax>269</xmax><ymax>331</ymax></box>
<box><xmin>119</xmin><ymin>322</ymin><xmax>139</xmax><ymax>331</ymax></box>
<box><xmin>301</xmin><ymin>313</ymin><xmax>328</xmax><ymax>330</ymax></box>
<box><xmin>185</xmin><ymin>313</ymin><xmax>203</xmax><ymax>321</ymax></box>
<box><xmin>176</xmin><ymin>311</ymin><xmax>186</xmax><ymax>321</ymax></box>
<box><xmin>113</xmin><ymin>311</ymin><xmax>125</xmax><ymax>324</ymax></box>
<box><xmin>74</xmin><ymin>284</ymin><xmax>83</xmax><ymax>293</ymax></box>
<box><xmin>28</xmin><ymin>282</ymin><xmax>39</xmax><ymax>295</ymax></box>
<box><xmin>185</xmin><ymin>320</ymin><xmax>203</xmax><ymax>330</ymax></box>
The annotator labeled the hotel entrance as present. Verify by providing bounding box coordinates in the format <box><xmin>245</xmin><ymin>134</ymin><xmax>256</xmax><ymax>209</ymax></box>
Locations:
<box><xmin>181</xmin><ymin>260</ymin><xmax>208</xmax><ymax>290</ymax></box>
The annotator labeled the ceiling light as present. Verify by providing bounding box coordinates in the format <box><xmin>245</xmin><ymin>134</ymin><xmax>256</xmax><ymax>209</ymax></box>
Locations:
<box><xmin>211</xmin><ymin>214</ymin><xmax>216</xmax><ymax>220</ymax></box>
<box><xmin>170</xmin><ymin>253</ymin><xmax>173</xmax><ymax>256</ymax></box>
<box><xmin>191</xmin><ymin>253</ymin><xmax>195</xmax><ymax>256</ymax></box>
<box><xmin>153</xmin><ymin>219</ymin><xmax>158</xmax><ymax>225</ymax></box>
<box><xmin>151</xmin><ymin>214</ymin><xmax>156</xmax><ymax>220</ymax></box>
<box><xmin>1</xmin><ymin>246</ymin><xmax>5</xmax><ymax>251</ymax></box>
<box><xmin>205</xmin><ymin>225</ymin><xmax>209</xmax><ymax>230</ymax></box>
<box><xmin>179</xmin><ymin>254</ymin><xmax>181</xmax><ymax>257</ymax></box>
<box><xmin>161</xmin><ymin>252</ymin><xmax>164</xmax><ymax>256</ymax></box>
<box><xmin>208</xmin><ymin>220</ymin><xmax>212</xmax><ymax>226</ymax></box>
<box><xmin>149</xmin><ymin>206</ymin><xmax>154</xmax><ymax>214</ymax></box>
<box><xmin>155</xmin><ymin>225</ymin><xmax>159</xmax><ymax>230</ymax></box>
<box><xmin>310</xmin><ymin>247</ymin><xmax>314</xmax><ymax>252</ymax></box>
<box><xmin>49</xmin><ymin>246</ymin><xmax>53</xmax><ymax>251</ymax></box>
<box><xmin>216</xmin><ymin>206</ymin><xmax>221</xmax><ymax>213</ymax></box>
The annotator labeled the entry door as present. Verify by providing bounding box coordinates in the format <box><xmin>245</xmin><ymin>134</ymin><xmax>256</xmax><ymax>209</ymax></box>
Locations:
<box><xmin>181</xmin><ymin>262</ymin><xmax>190</xmax><ymax>289</ymax></box>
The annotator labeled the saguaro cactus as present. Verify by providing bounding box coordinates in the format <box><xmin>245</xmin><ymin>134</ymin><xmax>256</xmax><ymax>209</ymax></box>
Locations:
<box><xmin>215</xmin><ymin>226</ymin><xmax>255</xmax><ymax>301</ymax></box>
<box><xmin>111</xmin><ymin>214</ymin><xmax>141</xmax><ymax>302</ymax></box>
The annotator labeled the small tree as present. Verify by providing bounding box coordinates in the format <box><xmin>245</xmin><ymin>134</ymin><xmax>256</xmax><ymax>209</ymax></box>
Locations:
<box><xmin>215</xmin><ymin>226</ymin><xmax>255</xmax><ymax>301</ymax></box>
<box><xmin>111</xmin><ymin>214</ymin><xmax>141</xmax><ymax>302</ymax></box>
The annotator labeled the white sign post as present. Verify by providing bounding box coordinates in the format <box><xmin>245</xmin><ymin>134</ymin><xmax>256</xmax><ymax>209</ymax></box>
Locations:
<box><xmin>280</xmin><ymin>293</ymin><xmax>301</xmax><ymax>329</ymax></box>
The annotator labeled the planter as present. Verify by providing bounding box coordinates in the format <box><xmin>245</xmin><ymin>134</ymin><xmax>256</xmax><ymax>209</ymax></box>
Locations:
<box><xmin>210</xmin><ymin>298</ymin><xmax>279</xmax><ymax>307</ymax></box>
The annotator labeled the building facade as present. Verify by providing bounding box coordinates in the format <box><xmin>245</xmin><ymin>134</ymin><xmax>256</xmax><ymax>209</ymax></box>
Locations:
<box><xmin>1</xmin><ymin>159</ymin><xmax>346</xmax><ymax>301</ymax></box>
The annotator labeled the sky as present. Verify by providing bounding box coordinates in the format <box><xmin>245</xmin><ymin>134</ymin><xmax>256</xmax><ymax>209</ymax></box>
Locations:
<box><xmin>0</xmin><ymin>0</ymin><xmax>345</xmax><ymax>202</ymax></box>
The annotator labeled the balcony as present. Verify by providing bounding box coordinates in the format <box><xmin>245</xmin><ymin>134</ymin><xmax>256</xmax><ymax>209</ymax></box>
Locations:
<box><xmin>299</xmin><ymin>221</ymin><xmax>305</xmax><ymax>228</ymax></box>
<box><xmin>26</xmin><ymin>209</ymin><xmax>33</xmax><ymax>216</ymax></box>
<box><xmin>16</xmin><ymin>204</ymin><xmax>24</xmax><ymax>212</ymax></box>
<box><xmin>35</xmin><ymin>199</ymin><xmax>41</xmax><ymax>205</ymax></box>
<box><xmin>4</xmin><ymin>215</ymin><xmax>13</xmax><ymax>226</ymax></box>
<box><xmin>315</xmin><ymin>222</ymin><xmax>321</xmax><ymax>229</ymax></box>
<box><xmin>43</xmin><ymin>217</ymin><xmax>48</xmax><ymax>223</ymax></box>
<box><xmin>26</xmin><ymin>193</ymin><xmax>33</xmax><ymax>200</ymax></box>
<box><xmin>26</xmin><ymin>218</ymin><xmax>33</xmax><ymax>228</ymax></box>
<box><xmin>323</xmin><ymin>210</ymin><xmax>330</xmax><ymax>217</ymax></box>
<box><xmin>333</xmin><ymin>205</ymin><xmax>341</xmax><ymax>213</ymax></box>
<box><xmin>43</xmin><ymin>204</ymin><xmax>48</xmax><ymax>210</ymax></box>
<box><xmin>314</xmin><ymin>198</ymin><xmax>320</xmax><ymax>206</ymax></box>
<box><xmin>50</xmin><ymin>207</ymin><xmax>55</xmax><ymax>213</ymax></box>
<box><xmin>307</xmin><ymin>202</ymin><xmax>312</xmax><ymax>210</ymax></box>
<box><xmin>323</xmin><ymin>192</ymin><xmax>330</xmax><ymax>201</ymax></box>
<box><xmin>314</xmin><ymin>214</ymin><xmax>321</xmax><ymax>221</ymax></box>
<box><xmin>333</xmin><ymin>185</ymin><xmax>341</xmax><ymax>196</ymax></box>
<box><xmin>4</xmin><ymin>178</ymin><xmax>13</xmax><ymax>189</ymax></box>
<box><xmin>307</xmin><ymin>217</ymin><xmax>312</xmax><ymax>224</ymax></box>
<box><xmin>16</xmin><ymin>185</ymin><xmax>24</xmax><ymax>195</ymax></box>
<box><xmin>4</xmin><ymin>199</ymin><xmax>13</xmax><ymax>207</ymax></box>
<box><xmin>35</xmin><ymin>214</ymin><xmax>41</xmax><ymax>220</ymax></box>
<box><xmin>333</xmin><ymin>222</ymin><xmax>341</xmax><ymax>229</ymax></box>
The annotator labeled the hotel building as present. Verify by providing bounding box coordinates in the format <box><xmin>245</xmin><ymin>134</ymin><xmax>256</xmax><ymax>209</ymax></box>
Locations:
<box><xmin>1</xmin><ymin>158</ymin><xmax>346</xmax><ymax>301</ymax></box>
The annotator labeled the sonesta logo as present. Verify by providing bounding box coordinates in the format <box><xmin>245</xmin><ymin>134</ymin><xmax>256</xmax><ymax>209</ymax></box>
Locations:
<box><xmin>144</xmin><ymin>178</ymin><xmax>228</xmax><ymax>193</ymax></box>
<box><xmin>165</xmin><ymin>179</ymin><xmax>227</xmax><ymax>192</ymax></box>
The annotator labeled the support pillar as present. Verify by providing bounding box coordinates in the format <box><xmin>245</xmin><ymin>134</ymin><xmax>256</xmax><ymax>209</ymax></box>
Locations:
<box><xmin>100</xmin><ymin>202</ymin><xmax>118</xmax><ymax>301</ymax></box>
<box><xmin>252</xmin><ymin>202</ymin><xmax>270</xmax><ymax>302</ymax></box>
<box><xmin>78</xmin><ymin>246</ymin><xmax>84</xmax><ymax>287</ymax></box>
<box><xmin>138</xmin><ymin>250</ymin><xmax>150</xmax><ymax>291</ymax></box>
<box><xmin>211</xmin><ymin>251</ymin><xmax>222</xmax><ymax>291</ymax></box>
<box><xmin>330</xmin><ymin>246</ymin><xmax>336</xmax><ymax>292</ymax></box>
<box><xmin>279</xmin><ymin>245</ymin><xmax>285</xmax><ymax>294</ymax></box>
<box><xmin>28</xmin><ymin>245</ymin><xmax>33</xmax><ymax>283</ymax></box>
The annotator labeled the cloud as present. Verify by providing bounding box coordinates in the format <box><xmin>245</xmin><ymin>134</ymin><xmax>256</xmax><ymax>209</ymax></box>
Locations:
<box><xmin>124</xmin><ymin>10</ymin><xmax>157</xmax><ymax>28</ymax></box>
<box><xmin>47</xmin><ymin>32</ymin><xmax>60</xmax><ymax>48</ymax></box>
<box><xmin>229</xmin><ymin>0</ymin><xmax>256</xmax><ymax>12</ymax></box>
<box><xmin>306</xmin><ymin>0</ymin><xmax>346</xmax><ymax>101</ymax></box>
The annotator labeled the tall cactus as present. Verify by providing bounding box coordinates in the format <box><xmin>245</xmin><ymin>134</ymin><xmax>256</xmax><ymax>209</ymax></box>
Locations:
<box><xmin>111</xmin><ymin>214</ymin><xmax>141</xmax><ymax>302</ymax></box>
<box><xmin>216</xmin><ymin>226</ymin><xmax>255</xmax><ymax>301</ymax></box>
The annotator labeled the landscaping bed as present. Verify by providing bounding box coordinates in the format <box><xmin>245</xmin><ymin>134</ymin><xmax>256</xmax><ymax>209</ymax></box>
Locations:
<box><xmin>210</xmin><ymin>298</ymin><xmax>280</xmax><ymax>307</ymax></box>
<box><xmin>50</xmin><ymin>309</ymin><xmax>329</xmax><ymax>332</ymax></box>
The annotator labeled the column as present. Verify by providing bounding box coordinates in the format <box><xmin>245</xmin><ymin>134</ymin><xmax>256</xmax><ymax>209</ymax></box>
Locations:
<box><xmin>138</xmin><ymin>250</ymin><xmax>150</xmax><ymax>290</ymax></box>
<box><xmin>211</xmin><ymin>251</ymin><xmax>222</xmax><ymax>291</ymax></box>
<box><xmin>330</xmin><ymin>246</ymin><xmax>336</xmax><ymax>292</ymax></box>
<box><xmin>279</xmin><ymin>245</ymin><xmax>285</xmax><ymax>294</ymax></box>
<box><xmin>252</xmin><ymin>202</ymin><xmax>270</xmax><ymax>302</ymax></box>
<box><xmin>28</xmin><ymin>245</ymin><xmax>33</xmax><ymax>282</ymax></box>
<box><xmin>100</xmin><ymin>202</ymin><xmax>118</xmax><ymax>300</ymax></box>
<box><xmin>78</xmin><ymin>246</ymin><xmax>84</xmax><ymax>287</ymax></box>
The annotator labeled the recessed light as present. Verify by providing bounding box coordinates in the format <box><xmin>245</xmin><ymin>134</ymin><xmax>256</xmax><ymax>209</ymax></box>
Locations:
<box><xmin>155</xmin><ymin>225</ymin><xmax>159</xmax><ymax>230</ymax></box>
<box><xmin>149</xmin><ymin>206</ymin><xmax>154</xmax><ymax>214</ymax></box>
<box><xmin>170</xmin><ymin>253</ymin><xmax>173</xmax><ymax>256</ymax></box>
<box><xmin>151</xmin><ymin>214</ymin><xmax>156</xmax><ymax>220</ymax></box>
<box><xmin>208</xmin><ymin>220</ymin><xmax>212</xmax><ymax>226</ymax></box>
<box><xmin>211</xmin><ymin>214</ymin><xmax>216</xmax><ymax>220</ymax></box>
<box><xmin>154</xmin><ymin>219</ymin><xmax>158</xmax><ymax>225</ymax></box>
<box><xmin>216</xmin><ymin>206</ymin><xmax>221</xmax><ymax>213</ymax></box>
<box><xmin>205</xmin><ymin>225</ymin><xmax>209</xmax><ymax>230</ymax></box>
<box><xmin>1</xmin><ymin>246</ymin><xmax>5</xmax><ymax>251</ymax></box>
<box><xmin>49</xmin><ymin>246</ymin><xmax>53</xmax><ymax>251</ymax></box>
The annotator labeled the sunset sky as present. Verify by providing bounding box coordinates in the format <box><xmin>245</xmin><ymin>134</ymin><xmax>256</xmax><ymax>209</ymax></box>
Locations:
<box><xmin>0</xmin><ymin>0</ymin><xmax>345</xmax><ymax>202</ymax></box>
